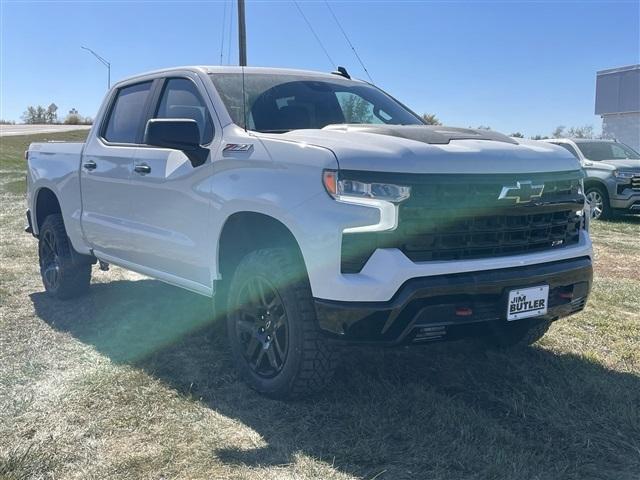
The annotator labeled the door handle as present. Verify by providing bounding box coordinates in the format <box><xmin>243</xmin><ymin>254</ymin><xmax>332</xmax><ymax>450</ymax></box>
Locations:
<box><xmin>83</xmin><ymin>160</ymin><xmax>97</xmax><ymax>171</ymax></box>
<box><xmin>134</xmin><ymin>163</ymin><xmax>151</xmax><ymax>175</ymax></box>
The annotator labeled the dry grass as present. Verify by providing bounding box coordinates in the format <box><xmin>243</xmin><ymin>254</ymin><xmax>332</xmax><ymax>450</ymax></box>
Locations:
<box><xmin>1</xmin><ymin>132</ymin><xmax>639</xmax><ymax>479</ymax></box>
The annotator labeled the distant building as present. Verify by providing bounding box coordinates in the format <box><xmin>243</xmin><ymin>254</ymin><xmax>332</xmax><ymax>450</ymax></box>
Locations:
<box><xmin>595</xmin><ymin>64</ymin><xmax>640</xmax><ymax>151</ymax></box>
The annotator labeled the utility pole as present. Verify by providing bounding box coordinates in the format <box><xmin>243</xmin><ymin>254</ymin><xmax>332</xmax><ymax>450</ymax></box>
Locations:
<box><xmin>238</xmin><ymin>0</ymin><xmax>247</xmax><ymax>66</ymax></box>
<box><xmin>81</xmin><ymin>46</ymin><xmax>111</xmax><ymax>89</ymax></box>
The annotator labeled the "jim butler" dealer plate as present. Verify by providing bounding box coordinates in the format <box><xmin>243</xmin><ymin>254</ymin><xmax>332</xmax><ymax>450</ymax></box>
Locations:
<box><xmin>507</xmin><ymin>285</ymin><xmax>549</xmax><ymax>321</ymax></box>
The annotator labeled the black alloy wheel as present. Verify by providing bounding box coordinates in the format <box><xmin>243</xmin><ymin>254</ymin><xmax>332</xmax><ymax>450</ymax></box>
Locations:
<box><xmin>37</xmin><ymin>214</ymin><xmax>91</xmax><ymax>299</ymax></box>
<box><xmin>39</xmin><ymin>228</ymin><xmax>62</xmax><ymax>292</ymax></box>
<box><xmin>226</xmin><ymin>248</ymin><xmax>338</xmax><ymax>399</ymax></box>
<box><xmin>234</xmin><ymin>276</ymin><xmax>289</xmax><ymax>378</ymax></box>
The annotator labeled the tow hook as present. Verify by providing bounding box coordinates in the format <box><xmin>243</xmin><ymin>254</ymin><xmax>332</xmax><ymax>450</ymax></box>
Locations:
<box><xmin>99</xmin><ymin>260</ymin><xmax>110</xmax><ymax>271</ymax></box>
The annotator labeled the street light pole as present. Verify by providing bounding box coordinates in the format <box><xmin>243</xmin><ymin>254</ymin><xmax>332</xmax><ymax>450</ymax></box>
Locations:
<box><xmin>81</xmin><ymin>46</ymin><xmax>111</xmax><ymax>89</ymax></box>
<box><xmin>238</xmin><ymin>0</ymin><xmax>247</xmax><ymax>66</ymax></box>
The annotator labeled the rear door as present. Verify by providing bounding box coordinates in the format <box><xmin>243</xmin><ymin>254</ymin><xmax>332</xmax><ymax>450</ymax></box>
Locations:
<box><xmin>81</xmin><ymin>80</ymin><xmax>155</xmax><ymax>263</ymax></box>
<box><xmin>126</xmin><ymin>75</ymin><xmax>218</xmax><ymax>293</ymax></box>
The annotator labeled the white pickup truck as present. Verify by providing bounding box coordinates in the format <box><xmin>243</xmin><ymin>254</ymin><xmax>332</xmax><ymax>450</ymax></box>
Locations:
<box><xmin>26</xmin><ymin>66</ymin><xmax>593</xmax><ymax>398</ymax></box>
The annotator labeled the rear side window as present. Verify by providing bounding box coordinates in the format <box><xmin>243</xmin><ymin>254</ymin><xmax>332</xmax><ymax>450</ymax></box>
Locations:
<box><xmin>155</xmin><ymin>78</ymin><xmax>214</xmax><ymax>144</ymax></box>
<box><xmin>555</xmin><ymin>143</ymin><xmax>580</xmax><ymax>159</ymax></box>
<box><xmin>104</xmin><ymin>81</ymin><xmax>152</xmax><ymax>143</ymax></box>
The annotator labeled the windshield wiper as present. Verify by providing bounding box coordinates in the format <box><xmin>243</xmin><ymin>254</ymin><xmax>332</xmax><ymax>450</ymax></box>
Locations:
<box><xmin>256</xmin><ymin>129</ymin><xmax>294</xmax><ymax>134</ymax></box>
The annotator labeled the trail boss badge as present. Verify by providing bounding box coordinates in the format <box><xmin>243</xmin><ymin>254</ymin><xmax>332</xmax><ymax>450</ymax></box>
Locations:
<box><xmin>507</xmin><ymin>285</ymin><xmax>549</xmax><ymax>321</ymax></box>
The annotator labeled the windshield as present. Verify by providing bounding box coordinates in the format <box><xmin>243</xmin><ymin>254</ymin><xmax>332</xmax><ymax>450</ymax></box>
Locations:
<box><xmin>209</xmin><ymin>72</ymin><xmax>423</xmax><ymax>132</ymax></box>
<box><xmin>576</xmin><ymin>141</ymin><xmax>640</xmax><ymax>161</ymax></box>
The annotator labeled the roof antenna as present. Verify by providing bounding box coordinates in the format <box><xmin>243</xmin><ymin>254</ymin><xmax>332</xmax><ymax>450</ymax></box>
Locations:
<box><xmin>331</xmin><ymin>66</ymin><xmax>351</xmax><ymax>79</ymax></box>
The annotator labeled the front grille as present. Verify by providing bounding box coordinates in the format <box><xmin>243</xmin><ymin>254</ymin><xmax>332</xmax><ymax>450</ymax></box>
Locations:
<box><xmin>341</xmin><ymin>171</ymin><xmax>584</xmax><ymax>273</ymax></box>
<box><xmin>632</xmin><ymin>175</ymin><xmax>640</xmax><ymax>191</ymax></box>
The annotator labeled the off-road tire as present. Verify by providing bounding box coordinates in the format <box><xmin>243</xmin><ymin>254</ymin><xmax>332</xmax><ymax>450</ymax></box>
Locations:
<box><xmin>38</xmin><ymin>214</ymin><xmax>91</xmax><ymax>299</ymax></box>
<box><xmin>226</xmin><ymin>247</ymin><xmax>339</xmax><ymax>399</ymax></box>
<box><xmin>479</xmin><ymin>319</ymin><xmax>552</xmax><ymax>349</ymax></box>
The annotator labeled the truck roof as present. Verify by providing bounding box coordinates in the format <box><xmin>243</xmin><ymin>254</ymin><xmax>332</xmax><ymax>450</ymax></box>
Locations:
<box><xmin>116</xmin><ymin>65</ymin><xmax>361</xmax><ymax>86</ymax></box>
<box><xmin>544</xmin><ymin>138</ymin><xmax>616</xmax><ymax>144</ymax></box>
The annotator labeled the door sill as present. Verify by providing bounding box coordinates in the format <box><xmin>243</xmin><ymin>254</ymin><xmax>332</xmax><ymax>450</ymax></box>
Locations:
<box><xmin>92</xmin><ymin>251</ymin><xmax>214</xmax><ymax>298</ymax></box>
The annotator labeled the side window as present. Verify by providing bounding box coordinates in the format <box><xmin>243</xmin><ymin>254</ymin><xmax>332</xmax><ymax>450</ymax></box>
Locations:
<box><xmin>104</xmin><ymin>82</ymin><xmax>153</xmax><ymax>144</ymax></box>
<box><xmin>611</xmin><ymin>144</ymin><xmax>629</xmax><ymax>159</ymax></box>
<box><xmin>555</xmin><ymin>143</ymin><xmax>580</xmax><ymax>159</ymax></box>
<box><xmin>335</xmin><ymin>91</ymin><xmax>390</xmax><ymax>124</ymax></box>
<box><xmin>155</xmin><ymin>78</ymin><xmax>214</xmax><ymax>144</ymax></box>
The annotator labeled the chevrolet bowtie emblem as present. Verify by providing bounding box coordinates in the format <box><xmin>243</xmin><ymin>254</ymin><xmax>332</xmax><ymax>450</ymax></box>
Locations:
<box><xmin>498</xmin><ymin>181</ymin><xmax>545</xmax><ymax>203</ymax></box>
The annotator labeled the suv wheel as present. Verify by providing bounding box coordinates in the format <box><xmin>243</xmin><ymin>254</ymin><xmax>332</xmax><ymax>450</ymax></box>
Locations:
<box><xmin>585</xmin><ymin>186</ymin><xmax>610</xmax><ymax>220</ymax></box>
<box><xmin>226</xmin><ymin>248</ymin><xmax>338</xmax><ymax>399</ymax></box>
<box><xmin>38</xmin><ymin>214</ymin><xmax>92</xmax><ymax>299</ymax></box>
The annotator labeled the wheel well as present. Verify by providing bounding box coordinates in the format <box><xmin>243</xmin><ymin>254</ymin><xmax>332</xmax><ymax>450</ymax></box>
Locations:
<box><xmin>35</xmin><ymin>188</ymin><xmax>61</xmax><ymax>230</ymax></box>
<box><xmin>217</xmin><ymin>213</ymin><xmax>306</xmax><ymax>286</ymax></box>
<box><xmin>583</xmin><ymin>179</ymin><xmax>607</xmax><ymax>193</ymax></box>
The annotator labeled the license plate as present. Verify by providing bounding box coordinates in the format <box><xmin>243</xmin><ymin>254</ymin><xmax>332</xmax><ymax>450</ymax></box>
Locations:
<box><xmin>507</xmin><ymin>285</ymin><xmax>549</xmax><ymax>321</ymax></box>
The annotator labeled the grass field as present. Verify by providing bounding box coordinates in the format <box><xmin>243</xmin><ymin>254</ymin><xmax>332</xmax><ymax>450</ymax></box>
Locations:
<box><xmin>1</xmin><ymin>132</ymin><xmax>639</xmax><ymax>480</ymax></box>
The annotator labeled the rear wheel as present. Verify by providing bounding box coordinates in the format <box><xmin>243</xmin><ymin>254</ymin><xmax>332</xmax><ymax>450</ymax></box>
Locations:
<box><xmin>585</xmin><ymin>185</ymin><xmax>611</xmax><ymax>220</ymax></box>
<box><xmin>226</xmin><ymin>248</ymin><xmax>338</xmax><ymax>399</ymax></box>
<box><xmin>479</xmin><ymin>319</ymin><xmax>552</xmax><ymax>349</ymax></box>
<box><xmin>38</xmin><ymin>214</ymin><xmax>91</xmax><ymax>299</ymax></box>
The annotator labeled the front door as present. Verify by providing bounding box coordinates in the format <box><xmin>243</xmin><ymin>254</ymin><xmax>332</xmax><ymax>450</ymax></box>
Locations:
<box><xmin>127</xmin><ymin>76</ymin><xmax>217</xmax><ymax>293</ymax></box>
<box><xmin>81</xmin><ymin>80</ymin><xmax>154</xmax><ymax>263</ymax></box>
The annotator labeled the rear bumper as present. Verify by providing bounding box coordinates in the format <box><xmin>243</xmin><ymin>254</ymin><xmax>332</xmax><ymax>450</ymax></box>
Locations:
<box><xmin>314</xmin><ymin>256</ymin><xmax>592</xmax><ymax>345</ymax></box>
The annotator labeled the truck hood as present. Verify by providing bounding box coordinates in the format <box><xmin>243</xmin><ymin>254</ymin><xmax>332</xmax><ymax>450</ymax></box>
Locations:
<box><xmin>265</xmin><ymin>125</ymin><xmax>582</xmax><ymax>175</ymax></box>
<box><xmin>591</xmin><ymin>158</ymin><xmax>640</xmax><ymax>171</ymax></box>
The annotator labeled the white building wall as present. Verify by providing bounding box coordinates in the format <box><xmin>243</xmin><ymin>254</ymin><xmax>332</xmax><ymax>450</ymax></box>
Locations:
<box><xmin>602</xmin><ymin>112</ymin><xmax>640</xmax><ymax>152</ymax></box>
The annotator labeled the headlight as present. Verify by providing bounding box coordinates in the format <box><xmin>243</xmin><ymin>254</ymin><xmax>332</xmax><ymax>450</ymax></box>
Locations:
<box><xmin>322</xmin><ymin>170</ymin><xmax>411</xmax><ymax>233</ymax></box>
<box><xmin>322</xmin><ymin>170</ymin><xmax>411</xmax><ymax>203</ymax></box>
<box><xmin>613</xmin><ymin>170</ymin><xmax>636</xmax><ymax>179</ymax></box>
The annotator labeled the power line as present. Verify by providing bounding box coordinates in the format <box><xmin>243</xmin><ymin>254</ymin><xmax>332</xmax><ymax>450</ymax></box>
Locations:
<box><xmin>219</xmin><ymin>0</ymin><xmax>227</xmax><ymax>65</ymax></box>
<box><xmin>293</xmin><ymin>0</ymin><xmax>335</xmax><ymax>69</ymax></box>
<box><xmin>324</xmin><ymin>1</ymin><xmax>373</xmax><ymax>82</ymax></box>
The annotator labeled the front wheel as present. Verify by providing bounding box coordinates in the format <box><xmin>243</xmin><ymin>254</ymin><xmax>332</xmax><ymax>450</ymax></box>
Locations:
<box><xmin>226</xmin><ymin>248</ymin><xmax>338</xmax><ymax>399</ymax></box>
<box><xmin>585</xmin><ymin>185</ymin><xmax>611</xmax><ymax>220</ymax></box>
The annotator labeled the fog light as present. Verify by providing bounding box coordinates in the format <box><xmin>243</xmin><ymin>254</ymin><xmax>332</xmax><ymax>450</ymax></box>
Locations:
<box><xmin>455</xmin><ymin>307</ymin><xmax>473</xmax><ymax>317</ymax></box>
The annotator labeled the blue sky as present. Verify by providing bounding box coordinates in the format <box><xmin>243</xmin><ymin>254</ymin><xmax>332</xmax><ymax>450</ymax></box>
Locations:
<box><xmin>1</xmin><ymin>0</ymin><xmax>638</xmax><ymax>136</ymax></box>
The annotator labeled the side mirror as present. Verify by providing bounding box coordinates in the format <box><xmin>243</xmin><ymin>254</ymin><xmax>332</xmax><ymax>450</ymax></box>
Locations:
<box><xmin>144</xmin><ymin>118</ymin><xmax>208</xmax><ymax>167</ymax></box>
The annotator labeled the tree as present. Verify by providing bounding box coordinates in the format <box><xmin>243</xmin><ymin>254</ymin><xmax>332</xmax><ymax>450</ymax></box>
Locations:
<box><xmin>510</xmin><ymin>132</ymin><xmax>524</xmax><ymax>138</ymax></box>
<box><xmin>21</xmin><ymin>105</ymin><xmax>47</xmax><ymax>124</ymax></box>
<box><xmin>551</xmin><ymin>125</ymin><xmax>566</xmax><ymax>138</ymax></box>
<box><xmin>567</xmin><ymin>125</ymin><xmax>594</xmax><ymax>139</ymax></box>
<box><xmin>476</xmin><ymin>125</ymin><xmax>492</xmax><ymax>130</ymax></box>
<box><xmin>341</xmin><ymin>96</ymin><xmax>373</xmax><ymax>123</ymax></box>
<box><xmin>64</xmin><ymin>107</ymin><xmax>82</xmax><ymax>125</ymax></box>
<box><xmin>45</xmin><ymin>103</ymin><xmax>58</xmax><ymax>124</ymax></box>
<box><xmin>64</xmin><ymin>113</ymin><xmax>82</xmax><ymax>125</ymax></box>
<box><xmin>530</xmin><ymin>134</ymin><xmax>549</xmax><ymax>140</ymax></box>
<box><xmin>421</xmin><ymin>113</ymin><xmax>442</xmax><ymax>125</ymax></box>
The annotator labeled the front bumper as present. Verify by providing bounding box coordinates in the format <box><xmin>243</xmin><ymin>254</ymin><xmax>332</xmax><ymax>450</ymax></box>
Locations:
<box><xmin>610</xmin><ymin>192</ymin><xmax>640</xmax><ymax>212</ymax></box>
<box><xmin>314</xmin><ymin>256</ymin><xmax>592</xmax><ymax>345</ymax></box>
